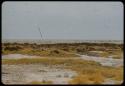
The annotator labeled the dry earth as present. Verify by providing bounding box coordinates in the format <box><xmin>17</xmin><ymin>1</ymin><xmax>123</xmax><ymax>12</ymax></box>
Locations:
<box><xmin>2</xmin><ymin>54</ymin><xmax>123</xmax><ymax>84</ymax></box>
<box><xmin>2</xmin><ymin>64</ymin><xmax>77</xmax><ymax>84</ymax></box>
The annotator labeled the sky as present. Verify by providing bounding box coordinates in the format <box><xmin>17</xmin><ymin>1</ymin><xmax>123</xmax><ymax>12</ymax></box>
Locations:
<box><xmin>2</xmin><ymin>1</ymin><xmax>123</xmax><ymax>40</ymax></box>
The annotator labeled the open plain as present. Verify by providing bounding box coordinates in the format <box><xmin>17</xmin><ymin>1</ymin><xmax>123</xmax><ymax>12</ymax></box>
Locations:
<box><xmin>2</xmin><ymin>42</ymin><xmax>123</xmax><ymax>85</ymax></box>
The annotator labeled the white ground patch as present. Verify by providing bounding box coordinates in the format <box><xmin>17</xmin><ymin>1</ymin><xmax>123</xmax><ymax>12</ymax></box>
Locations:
<box><xmin>2</xmin><ymin>54</ymin><xmax>123</xmax><ymax>84</ymax></box>
<box><xmin>2</xmin><ymin>64</ymin><xmax>77</xmax><ymax>84</ymax></box>
<box><xmin>102</xmin><ymin>78</ymin><xmax>123</xmax><ymax>84</ymax></box>
<box><xmin>79</xmin><ymin>55</ymin><xmax>123</xmax><ymax>67</ymax></box>
<box><xmin>2</xmin><ymin>54</ymin><xmax>42</xmax><ymax>59</ymax></box>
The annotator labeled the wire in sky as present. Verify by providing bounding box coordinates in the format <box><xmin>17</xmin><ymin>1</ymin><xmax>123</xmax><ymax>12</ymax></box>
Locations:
<box><xmin>38</xmin><ymin>27</ymin><xmax>43</xmax><ymax>40</ymax></box>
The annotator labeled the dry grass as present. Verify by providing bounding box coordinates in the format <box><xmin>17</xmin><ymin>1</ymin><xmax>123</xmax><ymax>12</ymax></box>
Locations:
<box><xmin>2</xmin><ymin>42</ymin><xmax>123</xmax><ymax>58</ymax></box>
<box><xmin>69</xmin><ymin>67</ymin><xmax>123</xmax><ymax>84</ymax></box>
<box><xmin>69</xmin><ymin>73</ymin><xmax>105</xmax><ymax>84</ymax></box>
<box><xmin>2</xmin><ymin>43</ymin><xmax>123</xmax><ymax>84</ymax></box>
<box><xmin>2</xmin><ymin>57</ymin><xmax>123</xmax><ymax>84</ymax></box>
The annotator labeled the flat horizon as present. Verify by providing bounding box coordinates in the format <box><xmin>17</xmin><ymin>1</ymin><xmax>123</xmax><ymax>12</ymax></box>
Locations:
<box><xmin>2</xmin><ymin>39</ymin><xmax>123</xmax><ymax>44</ymax></box>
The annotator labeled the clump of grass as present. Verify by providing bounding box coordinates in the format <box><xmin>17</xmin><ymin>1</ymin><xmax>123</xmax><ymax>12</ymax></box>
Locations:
<box><xmin>69</xmin><ymin>73</ymin><xmax>105</xmax><ymax>84</ymax></box>
<box><xmin>69</xmin><ymin>74</ymin><xmax>94</xmax><ymax>84</ymax></box>
<box><xmin>69</xmin><ymin>66</ymin><xmax>123</xmax><ymax>85</ymax></box>
<box><xmin>111</xmin><ymin>67</ymin><xmax>123</xmax><ymax>81</ymax></box>
<box><xmin>2</xmin><ymin>58</ymin><xmax>100</xmax><ymax>66</ymax></box>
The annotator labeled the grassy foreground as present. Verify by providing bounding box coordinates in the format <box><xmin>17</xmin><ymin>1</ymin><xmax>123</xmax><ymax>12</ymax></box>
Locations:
<box><xmin>2</xmin><ymin>42</ymin><xmax>123</xmax><ymax>84</ymax></box>
<box><xmin>2</xmin><ymin>57</ymin><xmax>123</xmax><ymax>84</ymax></box>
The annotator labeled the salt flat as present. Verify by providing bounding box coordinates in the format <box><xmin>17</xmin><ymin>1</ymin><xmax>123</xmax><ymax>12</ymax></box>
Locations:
<box><xmin>2</xmin><ymin>53</ymin><xmax>123</xmax><ymax>84</ymax></box>
<box><xmin>2</xmin><ymin>64</ymin><xmax>77</xmax><ymax>84</ymax></box>
<box><xmin>79</xmin><ymin>55</ymin><xmax>123</xmax><ymax>67</ymax></box>
<box><xmin>2</xmin><ymin>54</ymin><xmax>42</xmax><ymax>59</ymax></box>
<box><xmin>2</xmin><ymin>54</ymin><xmax>123</xmax><ymax>67</ymax></box>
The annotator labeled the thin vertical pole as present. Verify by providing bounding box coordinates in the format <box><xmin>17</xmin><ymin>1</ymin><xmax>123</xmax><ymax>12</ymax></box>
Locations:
<box><xmin>38</xmin><ymin>27</ymin><xmax>43</xmax><ymax>41</ymax></box>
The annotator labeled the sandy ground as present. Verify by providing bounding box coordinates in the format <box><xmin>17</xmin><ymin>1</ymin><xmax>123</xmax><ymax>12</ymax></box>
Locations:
<box><xmin>102</xmin><ymin>78</ymin><xmax>123</xmax><ymax>84</ymax></box>
<box><xmin>2</xmin><ymin>54</ymin><xmax>123</xmax><ymax>84</ymax></box>
<box><xmin>2</xmin><ymin>54</ymin><xmax>42</xmax><ymax>59</ymax></box>
<box><xmin>2</xmin><ymin>54</ymin><xmax>123</xmax><ymax>67</ymax></box>
<box><xmin>79</xmin><ymin>55</ymin><xmax>123</xmax><ymax>67</ymax></box>
<box><xmin>2</xmin><ymin>64</ymin><xmax>77</xmax><ymax>84</ymax></box>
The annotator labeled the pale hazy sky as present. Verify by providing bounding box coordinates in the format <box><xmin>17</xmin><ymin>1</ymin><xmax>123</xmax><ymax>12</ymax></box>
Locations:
<box><xmin>2</xmin><ymin>1</ymin><xmax>123</xmax><ymax>40</ymax></box>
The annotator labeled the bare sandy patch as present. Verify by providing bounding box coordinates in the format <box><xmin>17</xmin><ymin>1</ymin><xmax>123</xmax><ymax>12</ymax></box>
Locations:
<box><xmin>2</xmin><ymin>64</ymin><xmax>77</xmax><ymax>84</ymax></box>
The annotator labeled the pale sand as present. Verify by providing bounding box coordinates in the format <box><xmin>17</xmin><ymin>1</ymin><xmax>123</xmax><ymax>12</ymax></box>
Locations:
<box><xmin>2</xmin><ymin>54</ymin><xmax>123</xmax><ymax>84</ymax></box>
<box><xmin>79</xmin><ymin>55</ymin><xmax>123</xmax><ymax>67</ymax></box>
<box><xmin>2</xmin><ymin>54</ymin><xmax>42</xmax><ymax>59</ymax></box>
<box><xmin>2</xmin><ymin>64</ymin><xmax>77</xmax><ymax>84</ymax></box>
<box><xmin>2</xmin><ymin>54</ymin><xmax>123</xmax><ymax>67</ymax></box>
